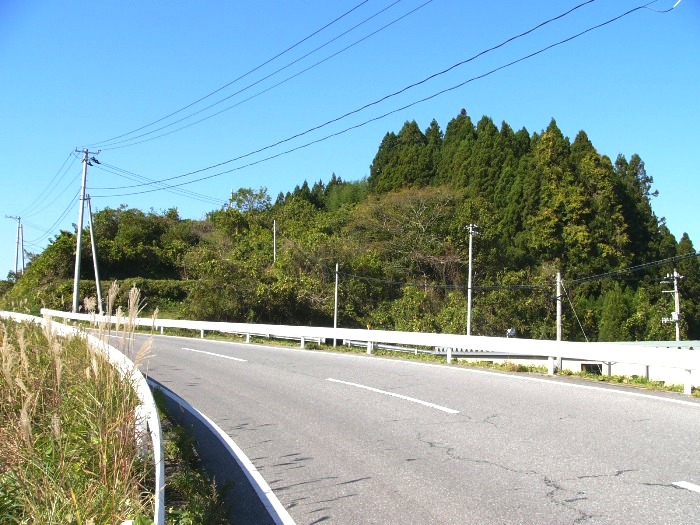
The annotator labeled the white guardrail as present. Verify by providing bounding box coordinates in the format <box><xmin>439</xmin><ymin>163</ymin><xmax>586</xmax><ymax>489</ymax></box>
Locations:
<box><xmin>42</xmin><ymin>308</ymin><xmax>700</xmax><ymax>395</ymax></box>
<box><xmin>1</xmin><ymin>311</ymin><xmax>165</xmax><ymax>525</ymax></box>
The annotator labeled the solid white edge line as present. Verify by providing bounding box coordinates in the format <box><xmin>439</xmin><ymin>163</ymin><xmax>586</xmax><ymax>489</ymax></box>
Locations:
<box><xmin>181</xmin><ymin>347</ymin><xmax>247</xmax><ymax>362</ymax></box>
<box><xmin>327</xmin><ymin>378</ymin><xmax>459</xmax><ymax>414</ymax></box>
<box><xmin>673</xmin><ymin>481</ymin><xmax>700</xmax><ymax>493</ymax></box>
<box><xmin>148</xmin><ymin>380</ymin><xmax>296</xmax><ymax>525</ymax></box>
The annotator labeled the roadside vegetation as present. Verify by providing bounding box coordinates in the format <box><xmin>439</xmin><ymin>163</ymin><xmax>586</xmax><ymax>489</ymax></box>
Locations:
<box><xmin>0</xmin><ymin>316</ymin><xmax>153</xmax><ymax>523</ymax></box>
<box><xmin>0</xmin><ymin>281</ymin><xmax>235</xmax><ymax>523</ymax></box>
<box><xmin>1</xmin><ymin>114</ymin><xmax>698</xmax><ymax>343</ymax></box>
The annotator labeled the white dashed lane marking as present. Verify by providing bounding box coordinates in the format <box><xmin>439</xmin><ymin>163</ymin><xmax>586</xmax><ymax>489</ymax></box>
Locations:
<box><xmin>326</xmin><ymin>378</ymin><xmax>459</xmax><ymax>414</ymax></box>
<box><xmin>181</xmin><ymin>347</ymin><xmax>247</xmax><ymax>362</ymax></box>
<box><xmin>673</xmin><ymin>481</ymin><xmax>700</xmax><ymax>494</ymax></box>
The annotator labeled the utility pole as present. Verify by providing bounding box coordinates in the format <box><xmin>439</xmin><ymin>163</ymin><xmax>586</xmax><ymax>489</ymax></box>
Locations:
<box><xmin>556</xmin><ymin>271</ymin><xmax>562</xmax><ymax>342</ymax></box>
<box><xmin>466</xmin><ymin>223</ymin><xmax>478</xmax><ymax>336</ymax></box>
<box><xmin>86</xmin><ymin>196</ymin><xmax>103</xmax><ymax>314</ymax></box>
<box><xmin>333</xmin><ymin>263</ymin><xmax>339</xmax><ymax>347</ymax></box>
<box><xmin>661</xmin><ymin>268</ymin><xmax>683</xmax><ymax>341</ymax></box>
<box><xmin>5</xmin><ymin>215</ymin><xmax>24</xmax><ymax>275</ymax></box>
<box><xmin>273</xmin><ymin>219</ymin><xmax>277</xmax><ymax>263</ymax></box>
<box><xmin>20</xmin><ymin>221</ymin><xmax>24</xmax><ymax>273</ymax></box>
<box><xmin>72</xmin><ymin>149</ymin><xmax>99</xmax><ymax>313</ymax></box>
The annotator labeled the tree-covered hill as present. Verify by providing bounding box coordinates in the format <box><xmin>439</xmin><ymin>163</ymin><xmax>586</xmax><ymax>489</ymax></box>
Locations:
<box><xmin>3</xmin><ymin>113</ymin><xmax>698</xmax><ymax>341</ymax></box>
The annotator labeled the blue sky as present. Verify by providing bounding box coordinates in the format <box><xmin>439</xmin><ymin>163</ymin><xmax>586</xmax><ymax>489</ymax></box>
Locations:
<box><xmin>1</xmin><ymin>0</ymin><xmax>698</xmax><ymax>278</ymax></box>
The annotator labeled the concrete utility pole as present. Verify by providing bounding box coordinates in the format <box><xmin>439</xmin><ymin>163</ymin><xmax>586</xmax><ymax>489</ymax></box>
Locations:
<box><xmin>556</xmin><ymin>271</ymin><xmax>562</xmax><ymax>342</ymax></box>
<box><xmin>5</xmin><ymin>215</ymin><xmax>24</xmax><ymax>275</ymax></box>
<box><xmin>466</xmin><ymin>223</ymin><xmax>478</xmax><ymax>336</ymax></box>
<box><xmin>86</xmin><ymin>196</ymin><xmax>103</xmax><ymax>313</ymax></box>
<box><xmin>273</xmin><ymin>219</ymin><xmax>277</xmax><ymax>263</ymax></box>
<box><xmin>72</xmin><ymin>149</ymin><xmax>99</xmax><ymax>313</ymax></box>
<box><xmin>661</xmin><ymin>268</ymin><xmax>683</xmax><ymax>341</ymax></box>
<box><xmin>333</xmin><ymin>263</ymin><xmax>339</xmax><ymax>347</ymax></box>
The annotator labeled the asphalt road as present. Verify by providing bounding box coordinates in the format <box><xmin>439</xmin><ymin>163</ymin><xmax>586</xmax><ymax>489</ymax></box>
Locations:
<box><xmin>139</xmin><ymin>334</ymin><xmax>700</xmax><ymax>525</ymax></box>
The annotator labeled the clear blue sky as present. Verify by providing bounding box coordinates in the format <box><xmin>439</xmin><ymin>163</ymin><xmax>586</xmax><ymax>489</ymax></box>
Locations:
<box><xmin>1</xmin><ymin>0</ymin><xmax>698</xmax><ymax>278</ymax></box>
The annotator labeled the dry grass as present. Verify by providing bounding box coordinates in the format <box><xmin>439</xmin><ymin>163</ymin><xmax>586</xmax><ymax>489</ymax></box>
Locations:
<box><xmin>0</xmin><ymin>281</ymin><xmax>154</xmax><ymax>524</ymax></box>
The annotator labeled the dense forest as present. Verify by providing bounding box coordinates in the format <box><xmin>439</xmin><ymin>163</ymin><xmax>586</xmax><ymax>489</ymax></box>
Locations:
<box><xmin>2</xmin><ymin>112</ymin><xmax>698</xmax><ymax>341</ymax></box>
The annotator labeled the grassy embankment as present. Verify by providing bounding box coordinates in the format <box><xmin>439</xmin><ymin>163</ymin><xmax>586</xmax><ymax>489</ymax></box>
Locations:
<box><xmin>0</xmin><ymin>314</ymin><xmax>153</xmax><ymax>522</ymax></box>
<box><xmin>0</xmin><ymin>283</ymin><xmax>234</xmax><ymax>524</ymax></box>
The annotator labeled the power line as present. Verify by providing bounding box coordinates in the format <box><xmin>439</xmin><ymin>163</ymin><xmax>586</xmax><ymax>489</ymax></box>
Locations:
<box><xmin>96</xmin><ymin>0</ymin><xmax>428</xmax><ymax>151</ymax></box>
<box><xmin>25</xmin><ymin>190</ymin><xmax>80</xmax><ymax>244</ymax></box>
<box><xmin>90</xmin><ymin>0</ymin><xmax>676</xmax><ymax>197</ymax></box>
<box><xmin>340</xmin><ymin>270</ymin><xmax>550</xmax><ymax>292</ymax></box>
<box><xmin>568</xmin><ymin>251</ymin><xmax>700</xmax><ymax>285</ymax></box>
<box><xmin>18</xmin><ymin>151</ymin><xmax>78</xmax><ymax>217</ymax></box>
<box><xmin>94</xmin><ymin>0</ymin><xmax>600</xmax><ymax>180</ymax></box>
<box><xmin>91</xmin><ymin>0</ymin><xmax>666</xmax><ymax>196</ymax></box>
<box><xmin>95</xmin><ymin>163</ymin><xmax>228</xmax><ymax>206</ymax></box>
<box><xmin>24</xmin><ymin>167</ymin><xmax>81</xmax><ymax>219</ymax></box>
<box><xmin>86</xmin><ymin>0</ymin><xmax>372</xmax><ymax>147</ymax></box>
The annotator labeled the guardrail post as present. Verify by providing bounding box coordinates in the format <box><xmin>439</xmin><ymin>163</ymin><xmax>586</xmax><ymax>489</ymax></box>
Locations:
<box><xmin>300</xmin><ymin>336</ymin><xmax>305</xmax><ymax>349</ymax></box>
<box><xmin>547</xmin><ymin>356</ymin><xmax>555</xmax><ymax>376</ymax></box>
<box><xmin>606</xmin><ymin>362</ymin><xmax>612</xmax><ymax>377</ymax></box>
<box><xmin>160</xmin><ymin>325</ymin><xmax>164</xmax><ymax>335</ymax></box>
<box><xmin>446</xmin><ymin>347</ymin><xmax>452</xmax><ymax>364</ymax></box>
<box><xmin>200</xmin><ymin>329</ymin><xmax>204</xmax><ymax>339</ymax></box>
<box><xmin>246</xmin><ymin>333</ymin><xmax>250</xmax><ymax>343</ymax></box>
<box><xmin>367</xmin><ymin>341</ymin><xmax>373</xmax><ymax>354</ymax></box>
<box><xmin>684</xmin><ymin>370</ymin><xmax>692</xmax><ymax>395</ymax></box>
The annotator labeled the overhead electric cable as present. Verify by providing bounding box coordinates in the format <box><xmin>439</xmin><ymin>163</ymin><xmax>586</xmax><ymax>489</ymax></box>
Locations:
<box><xmin>92</xmin><ymin>0</ymin><xmax>678</xmax><ymax>197</ymax></box>
<box><xmin>26</xmin><ymin>190</ymin><xmax>80</xmax><ymax>244</ymax></box>
<box><xmin>562</xmin><ymin>281</ymin><xmax>589</xmax><ymax>341</ymax></box>
<box><xmin>568</xmin><ymin>251</ymin><xmax>700</xmax><ymax>285</ymax></box>
<box><xmin>97</xmin><ymin>0</ymin><xmax>428</xmax><ymax>150</ymax></box>
<box><xmin>19</xmin><ymin>151</ymin><xmax>78</xmax><ymax>217</ymax></box>
<box><xmin>94</xmin><ymin>0</ymin><xmax>604</xmax><ymax>187</ymax></box>
<box><xmin>95</xmin><ymin>163</ymin><xmax>227</xmax><ymax>206</ymax></box>
<box><xmin>23</xmin><ymin>168</ymin><xmax>81</xmax><ymax>219</ymax></box>
<box><xmin>339</xmin><ymin>270</ymin><xmax>550</xmax><ymax>291</ymax></box>
<box><xmin>86</xmin><ymin>0</ymin><xmax>371</xmax><ymax>147</ymax></box>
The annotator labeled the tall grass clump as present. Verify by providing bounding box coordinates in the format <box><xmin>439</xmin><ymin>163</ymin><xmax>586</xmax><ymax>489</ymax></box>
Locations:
<box><xmin>0</xmin><ymin>301</ymin><xmax>154</xmax><ymax>521</ymax></box>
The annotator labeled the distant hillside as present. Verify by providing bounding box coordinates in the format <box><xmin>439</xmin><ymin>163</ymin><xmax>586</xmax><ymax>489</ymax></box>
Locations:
<box><xmin>3</xmin><ymin>113</ymin><xmax>698</xmax><ymax>341</ymax></box>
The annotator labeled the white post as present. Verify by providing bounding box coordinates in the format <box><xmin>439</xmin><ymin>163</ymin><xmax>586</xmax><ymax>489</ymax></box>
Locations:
<box><xmin>684</xmin><ymin>370</ymin><xmax>692</xmax><ymax>396</ymax></box>
<box><xmin>14</xmin><ymin>219</ymin><xmax>20</xmax><ymax>275</ymax></box>
<box><xmin>556</xmin><ymin>271</ymin><xmax>562</xmax><ymax>342</ymax></box>
<box><xmin>547</xmin><ymin>356</ymin><xmax>555</xmax><ymax>376</ymax></box>
<box><xmin>300</xmin><ymin>336</ymin><xmax>305</xmax><ymax>349</ymax></box>
<box><xmin>333</xmin><ymin>263</ymin><xmax>339</xmax><ymax>347</ymax></box>
<box><xmin>673</xmin><ymin>269</ymin><xmax>681</xmax><ymax>342</ymax></box>
<box><xmin>367</xmin><ymin>340</ymin><xmax>373</xmax><ymax>354</ymax></box>
<box><xmin>86</xmin><ymin>196</ymin><xmax>103</xmax><ymax>314</ymax></box>
<box><xmin>72</xmin><ymin>150</ymin><xmax>90</xmax><ymax>313</ymax></box>
<box><xmin>200</xmin><ymin>329</ymin><xmax>204</xmax><ymax>339</ymax></box>
<box><xmin>20</xmin><ymin>223</ymin><xmax>24</xmax><ymax>273</ymax></box>
<box><xmin>466</xmin><ymin>224</ymin><xmax>477</xmax><ymax>336</ymax></box>
<box><xmin>446</xmin><ymin>347</ymin><xmax>452</xmax><ymax>364</ymax></box>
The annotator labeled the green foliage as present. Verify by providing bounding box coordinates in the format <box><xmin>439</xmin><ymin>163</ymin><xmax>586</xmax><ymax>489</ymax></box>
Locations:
<box><xmin>4</xmin><ymin>114</ymin><xmax>698</xmax><ymax>340</ymax></box>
